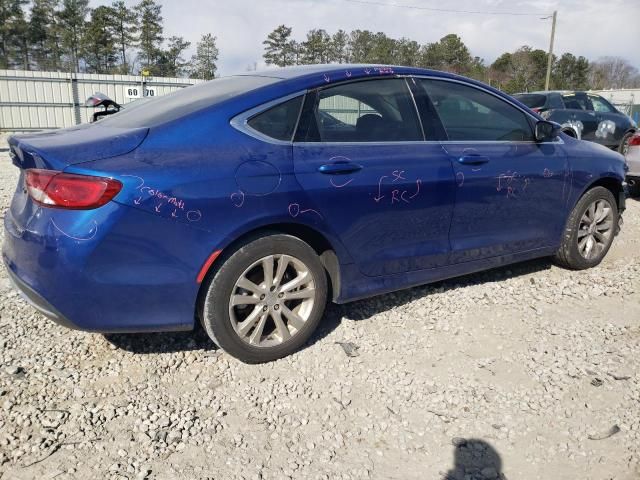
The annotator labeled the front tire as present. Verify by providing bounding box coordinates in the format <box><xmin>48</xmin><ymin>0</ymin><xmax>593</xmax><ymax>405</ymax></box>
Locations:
<box><xmin>200</xmin><ymin>233</ymin><xmax>328</xmax><ymax>363</ymax></box>
<box><xmin>554</xmin><ymin>186</ymin><xmax>618</xmax><ymax>270</ymax></box>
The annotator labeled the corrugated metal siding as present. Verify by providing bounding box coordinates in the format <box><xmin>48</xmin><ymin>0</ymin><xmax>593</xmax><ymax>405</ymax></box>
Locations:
<box><xmin>0</xmin><ymin>70</ymin><xmax>204</xmax><ymax>132</ymax></box>
<box><xmin>319</xmin><ymin>95</ymin><xmax>376</xmax><ymax>125</ymax></box>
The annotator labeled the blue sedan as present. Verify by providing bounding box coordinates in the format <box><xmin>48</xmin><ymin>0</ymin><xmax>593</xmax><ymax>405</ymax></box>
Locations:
<box><xmin>3</xmin><ymin>64</ymin><xmax>627</xmax><ymax>363</ymax></box>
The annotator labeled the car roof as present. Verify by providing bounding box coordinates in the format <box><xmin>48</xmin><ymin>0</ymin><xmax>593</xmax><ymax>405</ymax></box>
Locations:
<box><xmin>514</xmin><ymin>90</ymin><xmax>597</xmax><ymax>96</ymax></box>
<box><xmin>235</xmin><ymin>63</ymin><xmax>453</xmax><ymax>80</ymax></box>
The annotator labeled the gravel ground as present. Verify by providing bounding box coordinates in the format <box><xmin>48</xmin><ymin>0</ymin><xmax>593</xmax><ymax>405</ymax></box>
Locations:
<box><xmin>1</xmin><ymin>140</ymin><xmax>639</xmax><ymax>480</ymax></box>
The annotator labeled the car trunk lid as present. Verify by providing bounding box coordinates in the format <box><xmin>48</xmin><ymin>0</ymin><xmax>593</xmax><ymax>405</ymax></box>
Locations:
<box><xmin>7</xmin><ymin>124</ymin><xmax>149</xmax><ymax>171</ymax></box>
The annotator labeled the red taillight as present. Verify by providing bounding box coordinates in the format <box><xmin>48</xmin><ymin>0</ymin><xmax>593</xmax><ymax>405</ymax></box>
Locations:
<box><xmin>25</xmin><ymin>169</ymin><xmax>122</xmax><ymax>209</ymax></box>
<box><xmin>629</xmin><ymin>134</ymin><xmax>640</xmax><ymax>147</ymax></box>
<box><xmin>531</xmin><ymin>107</ymin><xmax>543</xmax><ymax>113</ymax></box>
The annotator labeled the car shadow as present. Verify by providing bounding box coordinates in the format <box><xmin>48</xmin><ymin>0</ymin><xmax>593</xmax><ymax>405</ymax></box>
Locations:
<box><xmin>104</xmin><ymin>322</ymin><xmax>217</xmax><ymax>354</ymax></box>
<box><xmin>306</xmin><ymin>257</ymin><xmax>552</xmax><ymax>348</ymax></box>
<box><xmin>104</xmin><ymin>257</ymin><xmax>551</xmax><ymax>356</ymax></box>
<box><xmin>442</xmin><ymin>438</ymin><xmax>506</xmax><ymax>480</ymax></box>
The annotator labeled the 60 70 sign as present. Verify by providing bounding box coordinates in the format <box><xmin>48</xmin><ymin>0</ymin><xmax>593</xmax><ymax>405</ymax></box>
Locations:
<box><xmin>125</xmin><ymin>86</ymin><xmax>156</xmax><ymax>99</ymax></box>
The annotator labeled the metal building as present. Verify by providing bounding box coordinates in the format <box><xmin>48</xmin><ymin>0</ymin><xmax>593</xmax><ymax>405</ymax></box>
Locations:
<box><xmin>0</xmin><ymin>70</ymin><xmax>203</xmax><ymax>133</ymax></box>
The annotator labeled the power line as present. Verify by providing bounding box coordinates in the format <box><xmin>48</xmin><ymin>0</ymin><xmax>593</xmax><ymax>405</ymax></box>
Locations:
<box><xmin>342</xmin><ymin>0</ymin><xmax>552</xmax><ymax>17</ymax></box>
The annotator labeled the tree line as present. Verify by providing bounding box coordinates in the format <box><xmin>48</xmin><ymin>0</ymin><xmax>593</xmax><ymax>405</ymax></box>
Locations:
<box><xmin>263</xmin><ymin>25</ymin><xmax>640</xmax><ymax>93</ymax></box>
<box><xmin>0</xmin><ymin>0</ymin><xmax>219</xmax><ymax>79</ymax></box>
<box><xmin>1</xmin><ymin>2</ymin><xmax>639</xmax><ymax>91</ymax></box>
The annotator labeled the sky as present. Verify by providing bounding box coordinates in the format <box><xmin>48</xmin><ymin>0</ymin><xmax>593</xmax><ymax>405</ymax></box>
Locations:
<box><xmin>95</xmin><ymin>0</ymin><xmax>640</xmax><ymax>76</ymax></box>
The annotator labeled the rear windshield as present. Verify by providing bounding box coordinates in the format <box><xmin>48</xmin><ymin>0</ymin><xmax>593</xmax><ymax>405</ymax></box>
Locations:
<box><xmin>513</xmin><ymin>94</ymin><xmax>547</xmax><ymax>109</ymax></box>
<box><xmin>99</xmin><ymin>75</ymin><xmax>279</xmax><ymax>127</ymax></box>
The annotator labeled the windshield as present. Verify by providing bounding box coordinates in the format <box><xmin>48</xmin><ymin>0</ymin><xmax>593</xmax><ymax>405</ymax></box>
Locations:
<box><xmin>99</xmin><ymin>75</ymin><xmax>279</xmax><ymax>127</ymax></box>
<box><xmin>513</xmin><ymin>94</ymin><xmax>547</xmax><ymax>109</ymax></box>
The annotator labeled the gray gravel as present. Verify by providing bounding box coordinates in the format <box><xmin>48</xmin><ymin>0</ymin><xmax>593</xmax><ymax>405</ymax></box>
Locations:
<box><xmin>1</xmin><ymin>140</ymin><xmax>639</xmax><ymax>480</ymax></box>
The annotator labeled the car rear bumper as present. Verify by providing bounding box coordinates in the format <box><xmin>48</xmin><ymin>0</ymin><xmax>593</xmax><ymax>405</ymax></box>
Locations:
<box><xmin>4</xmin><ymin>259</ymin><xmax>78</xmax><ymax>329</ymax></box>
<box><xmin>3</xmin><ymin>199</ymin><xmax>215</xmax><ymax>333</ymax></box>
<box><xmin>626</xmin><ymin>146</ymin><xmax>640</xmax><ymax>177</ymax></box>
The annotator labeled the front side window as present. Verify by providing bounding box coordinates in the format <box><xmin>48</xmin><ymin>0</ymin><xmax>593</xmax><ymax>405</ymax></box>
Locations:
<box><xmin>419</xmin><ymin>79</ymin><xmax>534</xmax><ymax>141</ymax></box>
<box><xmin>589</xmin><ymin>95</ymin><xmax>615</xmax><ymax>113</ymax></box>
<box><xmin>297</xmin><ymin>78</ymin><xmax>423</xmax><ymax>142</ymax></box>
<box><xmin>247</xmin><ymin>96</ymin><xmax>303</xmax><ymax>141</ymax></box>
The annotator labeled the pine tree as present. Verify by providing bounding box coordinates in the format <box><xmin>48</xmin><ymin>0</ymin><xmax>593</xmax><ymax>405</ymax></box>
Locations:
<box><xmin>263</xmin><ymin>25</ymin><xmax>296</xmax><ymax>67</ymax></box>
<box><xmin>0</xmin><ymin>0</ymin><xmax>28</xmax><ymax>69</ymax></box>
<box><xmin>111</xmin><ymin>0</ymin><xmax>137</xmax><ymax>74</ymax></box>
<box><xmin>29</xmin><ymin>0</ymin><xmax>62</xmax><ymax>71</ymax></box>
<box><xmin>190</xmin><ymin>33</ymin><xmax>218</xmax><ymax>80</ymax></box>
<box><xmin>156</xmin><ymin>36</ymin><xmax>190</xmax><ymax>77</ymax></box>
<box><xmin>83</xmin><ymin>5</ymin><xmax>118</xmax><ymax>73</ymax></box>
<box><xmin>300</xmin><ymin>29</ymin><xmax>331</xmax><ymax>64</ymax></box>
<box><xmin>329</xmin><ymin>29</ymin><xmax>349</xmax><ymax>63</ymax></box>
<box><xmin>58</xmin><ymin>0</ymin><xmax>89</xmax><ymax>72</ymax></box>
<box><xmin>135</xmin><ymin>0</ymin><xmax>163</xmax><ymax>73</ymax></box>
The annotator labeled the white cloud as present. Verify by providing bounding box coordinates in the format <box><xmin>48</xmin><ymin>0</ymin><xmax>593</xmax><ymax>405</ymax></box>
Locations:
<box><xmin>95</xmin><ymin>0</ymin><xmax>640</xmax><ymax>75</ymax></box>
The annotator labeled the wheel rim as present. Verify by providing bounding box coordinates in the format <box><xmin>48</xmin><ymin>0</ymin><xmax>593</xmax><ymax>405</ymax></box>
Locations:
<box><xmin>228</xmin><ymin>254</ymin><xmax>316</xmax><ymax>348</ymax></box>
<box><xmin>577</xmin><ymin>198</ymin><xmax>614</xmax><ymax>260</ymax></box>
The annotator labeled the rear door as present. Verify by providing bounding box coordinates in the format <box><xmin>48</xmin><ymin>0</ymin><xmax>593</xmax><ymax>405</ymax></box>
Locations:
<box><xmin>561</xmin><ymin>92</ymin><xmax>598</xmax><ymax>141</ymax></box>
<box><xmin>292</xmin><ymin>77</ymin><xmax>456</xmax><ymax>277</ymax></box>
<box><xmin>415</xmin><ymin>78</ymin><xmax>568</xmax><ymax>263</ymax></box>
<box><xmin>588</xmin><ymin>94</ymin><xmax>626</xmax><ymax>147</ymax></box>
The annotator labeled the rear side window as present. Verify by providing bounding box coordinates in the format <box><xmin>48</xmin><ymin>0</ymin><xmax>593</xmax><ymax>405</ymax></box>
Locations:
<box><xmin>561</xmin><ymin>94</ymin><xmax>589</xmax><ymax>110</ymax></box>
<box><xmin>100</xmin><ymin>75</ymin><xmax>279</xmax><ymax>127</ymax></box>
<box><xmin>514</xmin><ymin>94</ymin><xmax>547</xmax><ymax>109</ymax></box>
<box><xmin>419</xmin><ymin>79</ymin><xmax>534</xmax><ymax>141</ymax></box>
<box><xmin>296</xmin><ymin>78</ymin><xmax>423</xmax><ymax>142</ymax></box>
<box><xmin>247</xmin><ymin>96</ymin><xmax>303</xmax><ymax>141</ymax></box>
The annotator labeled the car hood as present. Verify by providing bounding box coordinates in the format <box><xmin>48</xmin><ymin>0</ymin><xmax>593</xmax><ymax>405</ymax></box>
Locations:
<box><xmin>7</xmin><ymin>123</ymin><xmax>149</xmax><ymax>171</ymax></box>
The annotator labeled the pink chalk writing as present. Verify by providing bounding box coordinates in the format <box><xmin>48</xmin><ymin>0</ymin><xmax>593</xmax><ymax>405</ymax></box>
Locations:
<box><xmin>122</xmin><ymin>174</ymin><xmax>200</xmax><ymax>222</ymax></box>
<box><xmin>543</xmin><ymin>168</ymin><xmax>553</xmax><ymax>178</ymax></box>
<box><xmin>230</xmin><ymin>190</ymin><xmax>245</xmax><ymax>208</ymax></box>
<box><xmin>330</xmin><ymin>178</ymin><xmax>354</xmax><ymax>188</ymax></box>
<box><xmin>391</xmin><ymin>170</ymin><xmax>406</xmax><ymax>182</ymax></box>
<box><xmin>456</xmin><ymin>171</ymin><xmax>465</xmax><ymax>187</ymax></box>
<box><xmin>289</xmin><ymin>203</ymin><xmax>323</xmax><ymax>220</ymax></box>
<box><xmin>51</xmin><ymin>218</ymin><xmax>98</xmax><ymax>242</ymax></box>
<box><xmin>345</xmin><ymin>70</ymin><xmax>352</xmax><ymax>78</ymax></box>
<box><xmin>374</xmin><ymin>172</ymin><xmax>422</xmax><ymax>205</ymax></box>
<box><xmin>374</xmin><ymin>66</ymin><xmax>394</xmax><ymax>74</ymax></box>
<box><xmin>374</xmin><ymin>175</ymin><xmax>388</xmax><ymax>203</ymax></box>
<box><xmin>323</xmin><ymin>73</ymin><xmax>330</xmax><ymax>83</ymax></box>
<box><xmin>187</xmin><ymin>210</ymin><xmax>202</xmax><ymax>222</ymax></box>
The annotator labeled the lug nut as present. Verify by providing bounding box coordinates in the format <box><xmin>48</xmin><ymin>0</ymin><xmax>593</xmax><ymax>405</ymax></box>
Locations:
<box><xmin>270</xmin><ymin>286</ymin><xmax>276</xmax><ymax>292</ymax></box>
<box><xmin>262</xmin><ymin>305</ymin><xmax>268</xmax><ymax>312</ymax></box>
<box><xmin>274</xmin><ymin>304</ymin><xmax>279</xmax><ymax>310</ymax></box>
<box><xmin>260</xmin><ymin>294</ymin><xmax>265</xmax><ymax>300</ymax></box>
<box><xmin>278</xmin><ymin>293</ymin><xmax>284</xmax><ymax>298</ymax></box>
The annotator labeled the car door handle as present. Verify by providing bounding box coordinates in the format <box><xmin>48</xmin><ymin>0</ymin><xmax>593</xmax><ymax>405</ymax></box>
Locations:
<box><xmin>317</xmin><ymin>162</ymin><xmax>363</xmax><ymax>174</ymax></box>
<box><xmin>458</xmin><ymin>155</ymin><xmax>490</xmax><ymax>165</ymax></box>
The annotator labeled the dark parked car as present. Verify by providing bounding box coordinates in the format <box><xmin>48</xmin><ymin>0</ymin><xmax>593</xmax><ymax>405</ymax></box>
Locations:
<box><xmin>513</xmin><ymin>91</ymin><xmax>637</xmax><ymax>152</ymax></box>
<box><xmin>4</xmin><ymin>65</ymin><xmax>627</xmax><ymax>363</ymax></box>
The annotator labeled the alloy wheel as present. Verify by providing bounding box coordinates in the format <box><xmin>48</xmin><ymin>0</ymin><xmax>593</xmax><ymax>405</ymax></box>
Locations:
<box><xmin>577</xmin><ymin>199</ymin><xmax>614</xmax><ymax>260</ymax></box>
<box><xmin>228</xmin><ymin>254</ymin><xmax>316</xmax><ymax>348</ymax></box>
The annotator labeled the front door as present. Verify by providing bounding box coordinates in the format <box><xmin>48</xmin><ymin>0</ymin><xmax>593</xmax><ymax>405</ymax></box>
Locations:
<box><xmin>292</xmin><ymin>77</ymin><xmax>456</xmax><ymax>277</ymax></box>
<box><xmin>417</xmin><ymin>78</ymin><xmax>568</xmax><ymax>263</ymax></box>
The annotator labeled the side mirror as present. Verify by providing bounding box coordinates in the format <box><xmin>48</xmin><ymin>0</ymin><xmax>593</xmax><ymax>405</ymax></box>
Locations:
<box><xmin>535</xmin><ymin>120</ymin><xmax>561</xmax><ymax>142</ymax></box>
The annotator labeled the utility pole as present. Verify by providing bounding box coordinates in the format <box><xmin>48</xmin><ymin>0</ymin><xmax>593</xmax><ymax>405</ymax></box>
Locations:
<box><xmin>544</xmin><ymin>10</ymin><xmax>557</xmax><ymax>91</ymax></box>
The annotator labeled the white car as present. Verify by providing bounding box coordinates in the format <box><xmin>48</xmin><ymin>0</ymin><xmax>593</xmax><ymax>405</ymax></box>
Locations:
<box><xmin>626</xmin><ymin>133</ymin><xmax>640</xmax><ymax>196</ymax></box>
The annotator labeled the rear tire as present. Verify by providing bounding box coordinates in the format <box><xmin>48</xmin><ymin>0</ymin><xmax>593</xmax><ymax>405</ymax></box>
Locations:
<box><xmin>554</xmin><ymin>186</ymin><xmax>618</xmax><ymax>270</ymax></box>
<box><xmin>200</xmin><ymin>233</ymin><xmax>328</xmax><ymax>363</ymax></box>
<box><xmin>627</xmin><ymin>178</ymin><xmax>640</xmax><ymax>197</ymax></box>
